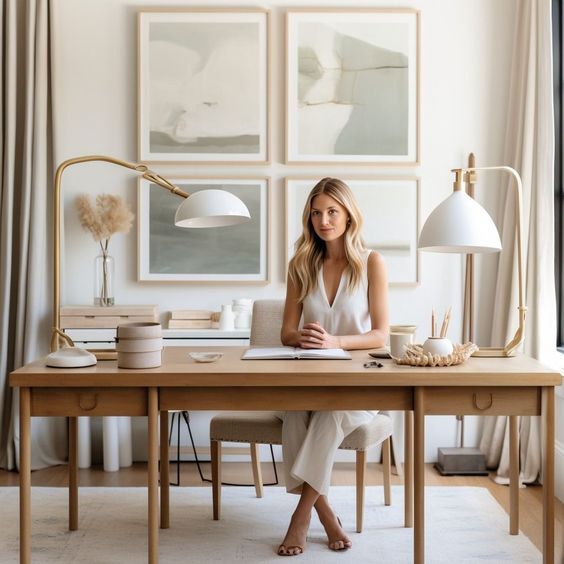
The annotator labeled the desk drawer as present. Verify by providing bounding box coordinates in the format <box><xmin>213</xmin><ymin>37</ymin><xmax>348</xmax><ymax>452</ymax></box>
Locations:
<box><xmin>160</xmin><ymin>386</ymin><xmax>413</xmax><ymax>411</ymax></box>
<box><xmin>423</xmin><ymin>386</ymin><xmax>540</xmax><ymax>416</ymax></box>
<box><xmin>31</xmin><ymin>388</ymin><xmax>148</xmax><ymax>416</ymax></box>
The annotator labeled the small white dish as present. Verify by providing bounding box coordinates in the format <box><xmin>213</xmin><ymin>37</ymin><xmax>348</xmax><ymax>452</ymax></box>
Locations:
<box><xmin>189</xmin><ymin>352</ymin><xmax>223</xmax><ymax>363</ymax></box>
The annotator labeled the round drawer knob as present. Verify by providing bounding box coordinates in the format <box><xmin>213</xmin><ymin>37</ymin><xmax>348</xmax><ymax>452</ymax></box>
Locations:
<box><xmin>79</xmin><ymin>393</ymin><xmax>98</xmax><ymax>411</ymax></box>
<box><xmin>472</xmin><ymin>393</ymin><xmax>493</xmax><ymax>411</ymax></box>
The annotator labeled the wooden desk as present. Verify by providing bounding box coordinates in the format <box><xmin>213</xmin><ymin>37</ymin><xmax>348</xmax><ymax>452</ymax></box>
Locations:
<box><xmin>10</xmin><ymin>347</ymin><xmax>561</xmax><ymax>564</ymax></box>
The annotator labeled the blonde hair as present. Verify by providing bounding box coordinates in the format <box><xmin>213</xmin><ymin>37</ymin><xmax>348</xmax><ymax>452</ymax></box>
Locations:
<box><xmin>289</xmin><ymin>178</ymin><xmax>366</xmax><ymax>303</ymax></box>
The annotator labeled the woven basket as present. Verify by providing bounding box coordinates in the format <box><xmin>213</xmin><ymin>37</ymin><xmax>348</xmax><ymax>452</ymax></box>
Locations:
<box><xmin>394</xmin><ymin>342</ymin><xmax>479</xmax><ymax>367</ymax></box>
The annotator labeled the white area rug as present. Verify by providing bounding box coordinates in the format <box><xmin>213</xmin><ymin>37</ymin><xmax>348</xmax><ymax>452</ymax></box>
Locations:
<box><xmin>0</xmin><ymin>486</ymin><xmax>540</xmax><ymax>563</ymax></box>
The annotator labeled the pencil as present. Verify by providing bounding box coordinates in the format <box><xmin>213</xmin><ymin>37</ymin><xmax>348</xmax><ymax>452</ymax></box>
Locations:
<box><xmin>444</xmin><ymin>307</ymin><xmax>452</xmax><ymax>337</ymax></box>
<box><xmin>440</xmin><ymin>310</ymin><xmax>447</xmax><ymax>338</ymax></box>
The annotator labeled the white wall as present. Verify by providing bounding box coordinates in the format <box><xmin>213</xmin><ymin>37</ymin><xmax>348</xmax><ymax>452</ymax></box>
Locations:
<box><xmin>51</xmin><ymin>0</ymin><xmax>516</xmax><ymax>464</ymax></box>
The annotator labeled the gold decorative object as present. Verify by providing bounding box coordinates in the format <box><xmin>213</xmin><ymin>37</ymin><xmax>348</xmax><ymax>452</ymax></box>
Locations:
<box><xmin>394</xmin><ymin>342</ymin><xmax>479</xmax><ymax>367</ymax></box>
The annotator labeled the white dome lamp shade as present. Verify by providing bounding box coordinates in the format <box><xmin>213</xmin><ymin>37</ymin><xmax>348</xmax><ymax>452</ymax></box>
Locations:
<box><xmin>418</xmin><ymin>189</ymin><xmax>502</xmax><ymax>253</ymax></box>
<box><xmin>175</xmin><ymin>189</ymin><xmax>251</xmax><ymax>228</ymax></box>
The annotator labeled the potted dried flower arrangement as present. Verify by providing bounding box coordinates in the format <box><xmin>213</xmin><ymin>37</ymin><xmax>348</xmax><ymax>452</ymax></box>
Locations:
<box><xmin>75</xmin><ymin>194</ymin><xmax>134</xmax><ymax>306</ymax></box>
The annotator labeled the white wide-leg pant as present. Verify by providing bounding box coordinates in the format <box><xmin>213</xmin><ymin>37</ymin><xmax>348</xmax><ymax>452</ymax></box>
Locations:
<box><xmin>279</xmin><ymin>411</ymin><xmax>375</xmax><ymax>496</ymax></box>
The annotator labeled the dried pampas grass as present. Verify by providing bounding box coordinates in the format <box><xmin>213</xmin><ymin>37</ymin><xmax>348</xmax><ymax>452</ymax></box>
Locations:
<box><xmin>75</xmin><ymin>194</ymin><xmax>134</xmax><ymax>250</ymax></box>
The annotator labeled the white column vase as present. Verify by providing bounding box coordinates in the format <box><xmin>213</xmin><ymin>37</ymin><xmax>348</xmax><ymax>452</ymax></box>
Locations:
<box><xmin>219</xmin><ymin>304</ymin><xmax>235</xmax><ymax>331</ymax></box>
<box><xmin>103</xmin><ymin>416</ymin><xmax>119</xmax><ymax>472</ymax></box>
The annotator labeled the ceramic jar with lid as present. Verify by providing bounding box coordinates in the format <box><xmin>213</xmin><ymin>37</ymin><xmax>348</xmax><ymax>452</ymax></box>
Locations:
<box><xmin>115</xmin><ymin>322</ymin><xmax>163</xmax><ymax>368</ymax></box>
<box><xmin>232</xmin><ymin>298</ymin><xmax>253</xmax><ymax>329</ymax></box>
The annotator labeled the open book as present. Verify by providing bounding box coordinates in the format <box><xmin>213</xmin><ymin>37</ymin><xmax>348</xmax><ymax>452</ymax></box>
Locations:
<box><xmin>242</xmin><ymin>346</ymin><xmax>351</xmax><ymax>360</ymax></box>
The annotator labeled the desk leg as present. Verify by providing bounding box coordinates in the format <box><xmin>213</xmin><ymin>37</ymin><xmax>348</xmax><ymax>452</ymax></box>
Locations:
<box><xmin>160</xmin><ymin>411</ymin><xmax>170</xmax><ymax>529</ymax></box>
<box><xmin>414</xmin><ymin>388</ymin><xmax>425</xmax><ymax>564</ymax></box>
<box><xmin>509</xmin><ymin>415</ymin><xmax>519</xmax><ymax>535</ymax></box>
<box><xmin>404</xmin><ymin>410</ymin><xmax>414</xmax><ymax>528</ymax></box>
<box><xmin>148</xmin><ymin>388</ymin><xmax>159</xmax><ymax>564</ymax></box>
<box><xmin>69</xmin><ymin>417</ymin><xmax>78</xmax><ymax>530</ymax></box>
<box><xmin>20</xmin><ymin>387</ymin><xmax>31</xmax><ymax>564</ymax></box>
<box><xmin>542</xmin><ymin>387</ymin><xmax>555</xmax><ymax>564</ymax></box>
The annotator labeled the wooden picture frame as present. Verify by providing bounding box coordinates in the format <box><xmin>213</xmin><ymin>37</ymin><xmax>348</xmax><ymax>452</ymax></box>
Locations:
<box><xmin>138</xmin><ymin>177</ymin><xmax>269</xmax><ymax>282</ymax></box>
<box><xmin>285</xmin><ymin>9</ymin><xmax>420</xmax><ymax>165</ymax></box>
<box><xmin>285</xmin><ymin>177</ymin><xmax>420</xmax><ymax>285</ymax></box>
<box><xmin>138</xmin><ymin>9</ymin><xmax>270</xmax><ymax>163</ymax></box>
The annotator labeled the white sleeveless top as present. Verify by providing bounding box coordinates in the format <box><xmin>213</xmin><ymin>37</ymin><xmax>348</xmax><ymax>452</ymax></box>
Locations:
<box><xmin>302</xmin><ymin>250</ymin><xmax>372</xmax><ymax>335</ymax></box>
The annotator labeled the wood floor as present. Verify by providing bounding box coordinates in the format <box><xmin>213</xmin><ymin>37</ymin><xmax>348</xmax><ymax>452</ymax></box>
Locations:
<box><xmin>1</xmin><ymin>461</ymin><xmax>562</xmax><ymax>561</ymax></box>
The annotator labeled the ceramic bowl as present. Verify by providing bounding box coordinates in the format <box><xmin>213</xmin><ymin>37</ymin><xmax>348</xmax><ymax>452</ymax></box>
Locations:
<box><xmin>189</xmin><ymin>352</ymin><xmax>223</xmax><ymax>363</ymax></box>
<box><xmin>422</xmin><ymin>337</ymin><xmax>454</xmax><ymax>356</ymax></box>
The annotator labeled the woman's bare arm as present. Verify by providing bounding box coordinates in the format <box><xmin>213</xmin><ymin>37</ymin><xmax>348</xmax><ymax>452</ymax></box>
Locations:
<box><xmin>280</xmin><ymin>273</ymin><xmax>303</xmax><ymax>346</ymax></box>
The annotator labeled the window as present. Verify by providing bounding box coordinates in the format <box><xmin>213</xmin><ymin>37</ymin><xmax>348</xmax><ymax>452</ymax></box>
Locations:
<box><xmin>554</xmin><ymin>0</ymin><xmax>564</xmax><ymax>348</ymax></box>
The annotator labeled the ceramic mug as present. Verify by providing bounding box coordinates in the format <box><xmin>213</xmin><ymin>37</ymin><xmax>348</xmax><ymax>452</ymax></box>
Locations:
<box><xmin>390</xmin><ymin>332</ymin><xmax>414</xmax><ymax>359</ymax></box>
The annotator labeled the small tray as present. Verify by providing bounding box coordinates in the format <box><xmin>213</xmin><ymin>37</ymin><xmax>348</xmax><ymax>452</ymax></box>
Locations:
<box><xmin>369</xmin><ymin>348</ymin><xmax>391</xmax><ymax>359</ymax></box>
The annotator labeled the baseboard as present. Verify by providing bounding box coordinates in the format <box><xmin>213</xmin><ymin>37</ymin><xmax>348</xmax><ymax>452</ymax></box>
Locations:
<box><xmin>556</xmin><ymin>439</ymin><xmax>564</xmax><ymax>503</ymax></box>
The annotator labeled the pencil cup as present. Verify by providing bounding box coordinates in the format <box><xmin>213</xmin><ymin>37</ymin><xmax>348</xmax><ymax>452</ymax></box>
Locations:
<box><xmin>390</xmin><ymin>332</ymin><xmax>413</xmax><ymax>359</ymax></box>
<box><xmin>423</xmin><ymin>337</ymin><xmax>453</xmax><ymax>357</ymax></box>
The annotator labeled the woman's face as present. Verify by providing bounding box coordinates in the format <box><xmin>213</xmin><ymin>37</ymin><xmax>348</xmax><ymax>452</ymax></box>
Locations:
<box><xmin>310</xmin><ymin>193</ymin><xmax>349</xmax><ymax>243</ymax></box>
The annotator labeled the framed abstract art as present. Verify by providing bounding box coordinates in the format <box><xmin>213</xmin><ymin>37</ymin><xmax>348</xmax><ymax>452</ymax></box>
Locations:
<box><xmin>138</xmin><ymin>177</ymin><xmax>269</xmax><ymax>282</ymax></box>
<box><xmin>138</xmin><ymin>10</ymin><xmax>270</xmax><ymax>163</ymax></box>
<box><xmin>285</xmin><ymin>9</ymin><xmax>419</xmax><ymax>165</ymax></box>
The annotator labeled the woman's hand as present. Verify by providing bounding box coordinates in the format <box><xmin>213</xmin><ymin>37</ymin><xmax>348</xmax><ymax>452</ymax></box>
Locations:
<box><xmin>298</xmin><ymin>322</ymin><xmax>341</xmax><ymax>349</ymax></box>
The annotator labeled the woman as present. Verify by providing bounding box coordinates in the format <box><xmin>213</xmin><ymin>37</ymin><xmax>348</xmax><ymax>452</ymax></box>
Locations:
<box><xmin>278</xmin><ymin>178</ymin><xmax>389</xmax><ymax>556</ymax></box>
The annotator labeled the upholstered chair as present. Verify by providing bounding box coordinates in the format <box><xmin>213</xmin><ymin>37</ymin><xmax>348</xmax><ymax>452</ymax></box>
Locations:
<box><xmin>210</xmin><ymin>299</ymin><xmax>398</xmax><ymax>533</ymax></box>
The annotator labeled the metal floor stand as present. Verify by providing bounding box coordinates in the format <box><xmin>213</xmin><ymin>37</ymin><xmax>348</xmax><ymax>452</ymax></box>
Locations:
<box><xmin>168</xmin><ymin>411</ymin><xmax>279</xmax><ymax>487</ymax></box>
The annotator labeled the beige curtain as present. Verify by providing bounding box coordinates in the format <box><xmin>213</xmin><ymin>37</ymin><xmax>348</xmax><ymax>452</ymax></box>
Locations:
<box><xmin>479</xmin><ymin>0</ymin><xmax>556</xmax><ymax>484</ymax></box>
<box><xmin>0</xmin><ymin>0</ymin><xmax>66</xmax><ymax>470</ymax></box>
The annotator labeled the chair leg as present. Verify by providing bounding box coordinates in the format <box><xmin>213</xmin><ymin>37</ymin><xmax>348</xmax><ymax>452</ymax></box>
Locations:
<box><xmin>211</xmin><ymin>440</ymin><xmax>222</xmax><ymax>520</ymax></box>
<box><xmin>383</xmin><ymin>437</ymin><xmax>392</xmax><ymax>506</ymax></box>
<box><xmin>167</xmin><ymin>412</ymin><xmax>180</xmax><ymax>487</ymax></box>
<box><xmin>390</xmin><ymin>431</ymin><xmax>403</xmax><ymax>478</ymax></box>
<box><xmin>355</xmin><ymin>450</ymin><xmax>366</xmax><ymax>533</ymax></box>
<box><xmin>249</xmin><ymin>443</ymin><xmax>264</xmax><ymax>498</ymax></box>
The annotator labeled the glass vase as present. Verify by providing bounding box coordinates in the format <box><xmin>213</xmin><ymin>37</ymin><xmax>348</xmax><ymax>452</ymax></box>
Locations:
<box><xmin>94</xmin><ymin>254</ymin><xmax>115</xmax><ymax>306</ymax></box>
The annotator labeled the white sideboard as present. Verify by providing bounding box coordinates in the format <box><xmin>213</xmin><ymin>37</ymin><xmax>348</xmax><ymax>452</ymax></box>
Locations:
<box><xmin>66</xmin><ymin>328</ymin><xmax>250</xmax><ymax>347</ymax></box>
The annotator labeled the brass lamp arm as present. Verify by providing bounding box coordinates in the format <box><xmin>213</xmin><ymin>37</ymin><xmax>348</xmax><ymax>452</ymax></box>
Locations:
<box><xmin>52</xmin><ymin>155</ymin><xmax>188</xmax><ymax>352</ymax></box>
<box><xmin>453</xmin><ymin>165</ymin><xmax>526</xmax><ymax>356</ymax></box>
